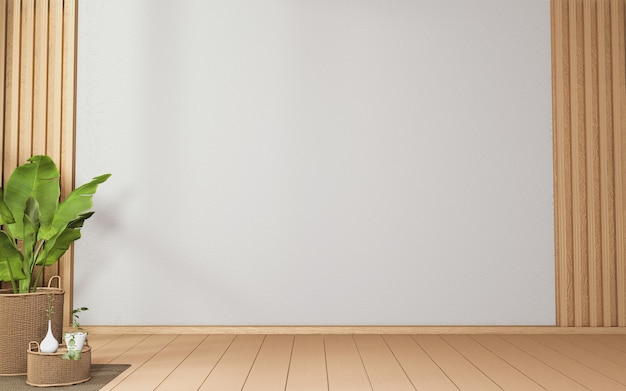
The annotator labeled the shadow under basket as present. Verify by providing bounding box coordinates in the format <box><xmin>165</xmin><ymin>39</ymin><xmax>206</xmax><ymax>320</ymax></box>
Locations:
<box><xmin>26</xmin><ymin>342</ymin><xmax>91</xmax><ymax>387</ymax></box>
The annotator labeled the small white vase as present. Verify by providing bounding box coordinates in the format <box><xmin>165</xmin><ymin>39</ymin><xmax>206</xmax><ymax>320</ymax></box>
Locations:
<box><xmin>40</xmin><ymin>320</ymin><xmax>59</xmax><ymax>353</ymax></box>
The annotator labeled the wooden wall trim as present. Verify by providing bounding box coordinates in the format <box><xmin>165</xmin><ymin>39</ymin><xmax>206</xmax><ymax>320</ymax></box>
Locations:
<box><xmin>1</xmin><ymin>0</ymin><xmax>78</xmax><ymax>325</ymax></box>
<box><xmin>82</xmin><ymin>325</ymin><xmax>626</xmax><ymax>335</ymax></box>
<box><xmin>552</xmin><ymin>0</ymin><xmax>626</xmax><ymax>327</ymax></box>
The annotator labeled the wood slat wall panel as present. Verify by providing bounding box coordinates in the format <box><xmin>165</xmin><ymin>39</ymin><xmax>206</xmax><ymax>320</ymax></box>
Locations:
<box><xmin>1</xmin><ymin>0</ymin><xmax>77</xmax><ymax>325</ymax></box>
<box><xmin>552</xmin><ymin>0</ymin><xmax>626</xmax><ymax>327</ymax></box>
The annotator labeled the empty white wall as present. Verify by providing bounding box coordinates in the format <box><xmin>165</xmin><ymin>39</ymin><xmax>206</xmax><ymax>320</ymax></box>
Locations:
<box><xmin>74</xmin><ymin>0</ymin><xmax>554</xmax><ymax>325</ymax></box>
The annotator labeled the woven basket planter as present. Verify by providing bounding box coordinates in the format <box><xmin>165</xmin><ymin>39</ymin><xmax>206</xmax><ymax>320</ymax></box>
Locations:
<box><xmin>27</xmin><ymin>342</ymin><xmax>91</xmax><ymax>387</ymax></box>
<box><xmin>0</xmin><ymin>279</ymin><xmax>64</xmax><ymax>376</ymax></box>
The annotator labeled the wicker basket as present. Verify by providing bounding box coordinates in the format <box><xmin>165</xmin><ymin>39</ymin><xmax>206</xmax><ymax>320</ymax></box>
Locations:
<box><xmin>26</xmin><ymin>342</ymin><xmax>91</xmax><ymax>387</ymax></box>
<box><xmin>0</xmin><ymin>277</ymin><xmax>64</xmax><ymax>376</ymax></box>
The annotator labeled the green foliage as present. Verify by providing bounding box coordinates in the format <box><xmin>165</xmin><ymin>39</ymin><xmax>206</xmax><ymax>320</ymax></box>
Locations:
<box><xmin>61</xmin><ymin>336</ymin><xmax>82</xmax><ymax>360</ymax></box>
<box><xmin>62</xmin><ymin>307</ymin><xmax>89</xmax><ymax>361</ymax></box>
<box><xmin>71</xmin><ymin>306</ymin><xmax>89</xmax><ymax>330</ymax></box>
<box><xmin>0</xmin><ymin>156</ymin><xmax>110</xmax><ymax>293</ymax></box>
<box><xmin>45</xmin><ymin>294</ymin><xmax>55</xmax><ymax>321</ymax></box>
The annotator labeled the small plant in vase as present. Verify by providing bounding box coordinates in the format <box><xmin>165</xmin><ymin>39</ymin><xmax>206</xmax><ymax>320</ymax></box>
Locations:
<box><xmin>63</xmin><ymin>307</ymin><xmax>89</xmax><ymax>360</ymax></box>
<box><xmin>39</xmin><ymin>294</ymin><xmax>60</xmax><ymax>353</ymax></box>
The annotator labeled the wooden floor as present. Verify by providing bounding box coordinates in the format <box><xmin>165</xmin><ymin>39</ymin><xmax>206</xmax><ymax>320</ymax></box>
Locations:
<box><xmin>88</xmin><ymin>334</ymin><xmax>626</xmax><ymax>390</ymax></box>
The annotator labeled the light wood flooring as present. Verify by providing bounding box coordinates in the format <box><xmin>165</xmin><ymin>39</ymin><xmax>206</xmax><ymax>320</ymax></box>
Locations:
<box><xmin>88</xmin><ymin>333</ymin><xmax>626</xmax><ymax>390</ymax></box>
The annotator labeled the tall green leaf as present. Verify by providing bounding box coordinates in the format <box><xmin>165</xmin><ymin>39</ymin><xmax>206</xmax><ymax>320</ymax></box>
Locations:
<box><xmin>0</xmin><ymin>231</ymin><xmax>25</xmax><ymax>282</ymax></box>
<box><xmin>37</xmin><ymin>228</ymin><xmax>82</xmax><ymax>266</ymax></box>
<box><xmin>20</xmin><ymin>198</ymin><xmax>41</xmax><ymax>293</ymax></box>
<box><xmin>4</xmin><ymin>156</ymin><xmax>59</xmax><ymax>240</ymax></box>
<box><xmin>36</xmin><ymin>212</ymin><xmax>93</xmax><ymax>266</ymax></box>
<box><xmin>0</xmin><ymin>189</ymin><xmax>15</xmax><ymax>225</ymax></box>
<box><xmin>39</xmin><ymin>174</ymin><xmax>111</xmax><ymax>240</ymax></box>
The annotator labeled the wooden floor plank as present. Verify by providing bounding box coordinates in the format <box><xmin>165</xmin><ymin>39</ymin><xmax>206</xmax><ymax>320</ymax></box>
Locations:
<box><xmin>87</xmin><ymin>334</ymin><xmax>121</xmax><ymax>351</ymax></box>
<box><xmin>91</xmin><ymin>334</ymin><xmax>150</xmax><ymax>364</ymax></box>
<box><xmin>531</xmin><ymin>335</ymin><xmax>626</xmax><ymax>386</ymax></box>
<box><xmin>505</xmin><ymin>335</ymin><xmax>626</xmax><ymax>390</ymax></box>
<box><xmin>412</xmin><ymin>335</ymin><xmax>501</xmax><ymax>391</ymax></box>
<box><xmin>243</xmin><ymin>335</ymin><xmax>294</xmax><ymax>391</ymax></box>
<box><xmin>353</xmin><ymin>335</ymin><xmax>415</xmax><ymax>391</ymax></box>
<box><xmin>383</xmin><ymin>335</ymin><xmax>459</xmax><ymax>391</ymax></box>
<box><xmin>590</xmin><ymin>335</ymin><xmax>626</xmax><ymax>353</ymax></box>
<box><xmin>86</xmin><ymin>334</ymin><xmax>626</xmax><ymax>391</ymax></box>
<box><xmin>325</xmin><ymin>335</ymin><xmax>373</xmax><ymax>391</ymax></box>
<box><xmin>198</xmin><ymin>334</ymin><xmax>265</xmax><ymax>391</ymax></box>
<box><xmin>286</xmin><ymin>335</ymin><xmax>328</xmax><ymax>391</ymax></box>
<box><xmin>109</xmin><ymin>334</ymin><xmax>207</xmax><ymax>391</ymax></box>
<box><xmin>442</xmin><ymin>335</ymin><xmax>544</xmax><ymax>391</ymax></box>
<box><xmin>471</xmin><ymin>335</ymin><xmax>587</xmax><ymax>391</ymax></box>
<box><xmin>562</xmin><ymin>334</ymin><xmax>626</xmax><ymax>367</ymax></box>
<box><xmin>99</xmin><ymin>334</ymin><xmax>179</xmax><ymax>391</ymax></box>
<box><xmin>155</xmin><ymin>334</ymin><xmax>236</xmax><ymax>391</ymax></box>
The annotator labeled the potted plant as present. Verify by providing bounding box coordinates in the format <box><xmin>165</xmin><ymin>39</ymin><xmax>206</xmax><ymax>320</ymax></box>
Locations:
<box><xmin>0</xmin><ymin>155</ymin><xmax>109</xmax><ymax>374</ymax></box>
<box><xmin>63</xmin><ymin>307</ymin><xmax>89</xmax><ymax>360</ymax></box>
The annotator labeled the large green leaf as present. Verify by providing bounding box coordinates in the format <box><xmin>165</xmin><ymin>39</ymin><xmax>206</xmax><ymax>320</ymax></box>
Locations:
<box><xmin>36</xmin><ymin>212</ymin><xmax>93</xmax><ymax>266</ymax></box>
<box><xmin>20</xmin><ymin>198</ymin><xmax>41</xmax><ymax>292</ymax></box>
<box><xmin>0</xmin><ymin>189</ymin><xmax>15</xmax><ymax>225</ymax></box>
<box><xmin>37</xmin><ymin>228</ymin><xmax>82</xmax><ymax>266</ymax></box>
<box><xmin>39</xmin><ymin>173</ymin><xmax>110</xmax><ymax>240</ymax></box>
<box><xmin>0</xmin><ymin>231</ymin><xmax>25</xmax><ymax>282</ymax></box>
<box><xmin>4</xmin><ymin>156</ymin><xmax>59</xmax><ymax>240</ymax></box>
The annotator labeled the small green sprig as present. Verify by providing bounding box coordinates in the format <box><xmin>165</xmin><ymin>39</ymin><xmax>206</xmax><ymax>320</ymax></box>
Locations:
<box><xmin>71</xmin><ymin>307</ymin><xmax>89</xmax><ymax>331</ymax></box>
<box><xmin>45</xmin><ymin>294</ymin><xmax>55</xmax><ymax>321</ymax></box>
<box><xmin>62</xmin><ymin>306</ymin><xmax>89</xmax><ymax>361</ymax></box>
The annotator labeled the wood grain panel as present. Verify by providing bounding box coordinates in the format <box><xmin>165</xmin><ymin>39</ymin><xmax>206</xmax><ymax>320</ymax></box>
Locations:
<box><xmin>324</xmin><ymin>335</ymin><xmax>373</xmax><ymax>391</ymax></box>
<box><xmin>197</xmin><ymin>335</ymin><xmax>265</xmax><ymax>391</ymax></box>
<box><xmin>442</xmin><ymin>335</ymin><xmax>544</xmax><ymax>391</ymax></box>
<box><xmin>156</xmin><ymin>334</ymin><xmax>236</xmax><ymax>391</ymax></box>
<box><xmin>353</xmin><ymin>335</ymin><xmax>414</xmax><ymax>391</ymax></box>
<box><xmin>109</xmin><ymin>334</ymin><xmax>207</xmax><ymax>391</ymax></box>
<box><xmin>505</xmin><ymin>334</ymin><xmax>626</xmax><ymax>390</ymax></box>
<box><xmin>1</xmin><ymin>0</ymin><xmax>78</xmax><ymax>325</ymax></box>
<box><xmin>286</xmin><ymin>335</ymin><xmax>328</xmax><ymax>391</ymax></box>
<box><xmin>88</xmin><ymin>333</ymin><xmax>626</xmax><ymax>390</ymax></box>
<box><xmin>383</xmin><ymin>335</ymin><xmax>458</xmax><ymax>391</ymax></box>
<box><xmin>243</xmin><ymin>335</ymin><xmax>293</xmax><ymax>391</ymax></box>
<box><xmin>411</xmin><ymin>335</ymin><xmax>501</xmax><ymax>390</ymax></box>
<box><xmin>552</xmin><ymin>0</ymin><xmax>626</xmax><ymax>327</ymax></box>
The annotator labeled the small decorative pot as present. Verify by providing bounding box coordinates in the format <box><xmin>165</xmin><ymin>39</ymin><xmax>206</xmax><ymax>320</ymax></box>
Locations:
<box><xmin>64</xmin><ymin>332</ymin><xmax>88</xmax><ymax>355</ymax></box>
<box><xmin>39</xmin><ymin>320</ymin><xmax>59</xmax><ymax>353</ymax></box>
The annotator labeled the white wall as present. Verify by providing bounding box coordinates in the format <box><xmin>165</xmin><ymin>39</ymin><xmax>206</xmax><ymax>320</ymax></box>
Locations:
<box><xmin>74</xmin><ymin>0</ymin><xmax>555</xmax><ymax>326</ymax></box>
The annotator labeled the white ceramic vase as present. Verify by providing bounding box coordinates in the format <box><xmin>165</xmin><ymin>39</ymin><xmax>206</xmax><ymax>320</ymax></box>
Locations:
<box><xmin>39</xmin><ymin>320</ymin><xmax>59</xmax><ymax>353</ymax></box>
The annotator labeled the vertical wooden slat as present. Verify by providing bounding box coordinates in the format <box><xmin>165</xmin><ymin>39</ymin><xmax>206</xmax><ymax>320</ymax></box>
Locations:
<box><xmin>4</xmin><ymin>0</ymin><xmax>21</xmax><ymax>178</ymax></box>
<box><xmin>46</xmin><ymin>0</ymin><xmax>62</xmax><ymax>163</ymax></box>
<box><xmin>59</xmin><ymin>0</ymin><xmax>78</xmax><ymax>325</ymax></box>
<box><xmin>598</xmin><ymin>0</ymin><xmax>617</xmax><ymax>327</ymax></box>
<box><xmin>32</xmin><ymin>0</ymin><xmax>48</xmax><ymax>155</ymax></box>
<box><xmin>553</xmin><ymin>0</ymin><xmax>576</xmax><ymax>327</ymax></box>
<box><xmin>570</xmin><ymin>0</ymin><xmax>590</xmax><ymax>327</ymax></box>
<box><xmin>18</xmin><ymin>0</ymin><xmax>34</xmax><ymax>163</ymax></box>
<box><xmin>611</xmin><ymin>0</ymin><xmax>626</xmax><ymax>326</ymax></box>
<box><xmin>41</xmin><ymin>0</ymin><xmax>63</xmax><ymax>298</ymax></box>
<box><xmin>0</xmin><ymin>0</ymin><xmax>6</xmax><ymax>171</ymax></box>
<box><xmin>583</xmin><ymin>0</ymin><xmax>602</xmax><ymax>327</ymax></box>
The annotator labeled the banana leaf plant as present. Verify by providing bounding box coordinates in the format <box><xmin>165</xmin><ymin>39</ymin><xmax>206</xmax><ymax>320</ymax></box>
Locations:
<box><xmin>0</xmin><ymin>155</ymin><xmax>110</xmax><ymax>293</ymax></box>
